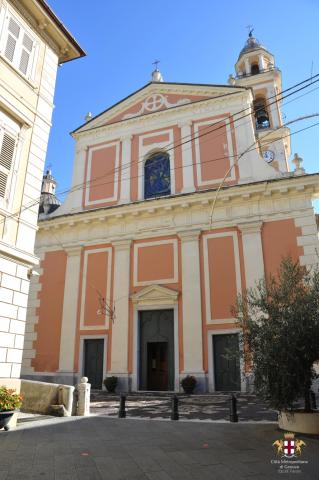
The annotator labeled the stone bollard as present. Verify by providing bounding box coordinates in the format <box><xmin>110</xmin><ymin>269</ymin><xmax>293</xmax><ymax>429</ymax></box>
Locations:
<box><xmin>229</xmin><ymin>394</ymin><xmax>238</xmax><ymax>423</ymax></box>
<box><xmin>77</xmin><ymin>377</ymin><xmax>91</xmax><ymax>416</ymax></box>
<box><xmin>118</xmin><ymin>394</ymin><xmax>126</xmax><ymax>418</ymax></box>
<box><xmin>171</xmin><ymin>395</ymin><xmax>179</xmax><ymax>421</ymax></box>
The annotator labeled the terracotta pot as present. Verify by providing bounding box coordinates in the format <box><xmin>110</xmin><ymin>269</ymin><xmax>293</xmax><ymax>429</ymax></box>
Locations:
<box><xmin>0</xmin><ymin>411</ymin><xmax>14</xmax><ymax>431</ymax></box>
<box><xmin>278</xmin><ymin>410</ymin><xmax>319</xmax><ymax>434</ymax></box>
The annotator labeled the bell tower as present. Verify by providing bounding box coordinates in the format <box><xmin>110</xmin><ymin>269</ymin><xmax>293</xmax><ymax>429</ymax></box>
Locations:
<box><xmin>39</xmin><ymin>169</ymin><xmax>61</xmax><ymax>215</ymax></box>
<box><xmin>231</xmin><ymin>30</ymin><xmax>290</xmax><ymax>172</ymax></box>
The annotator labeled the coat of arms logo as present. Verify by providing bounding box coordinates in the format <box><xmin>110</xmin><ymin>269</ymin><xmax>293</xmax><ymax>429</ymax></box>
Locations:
<box><xmin>273</xmin><ymin>432</ymin><xmax>306</xmax><ymax>458</ymax></box>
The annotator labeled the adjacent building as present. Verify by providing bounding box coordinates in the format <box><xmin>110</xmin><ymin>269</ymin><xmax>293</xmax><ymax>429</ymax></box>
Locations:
<box><xmin>0</xmin><ymin>0</ymin><xmax>84</xmax><ymax>392</ymax></box>
<box><xmin>22</xmin><ymin>33</ymin><xmax>319</xmax><ymax>392</ymax></box>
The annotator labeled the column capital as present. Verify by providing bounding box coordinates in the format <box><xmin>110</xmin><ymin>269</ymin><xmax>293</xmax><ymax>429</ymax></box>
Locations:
<box><xmin>178</xmin><ymin>120</ymin><xmax>192</xmax><ymax>129</ymax></box>
<box><xmin>177</xmin><ymin>229</ymin><xmax>201</xmax><ymax>241</ymax></box>
<box><xmin>63</xmin><ymin>244</ymin><xmax>83</xmax><ymax>256</ymax></box>
<box><xmin>112</xmin><ymin>238</ymin><xmax>132</xmax><ymax>250</ymax></box>
<box><xmin>75</xmin><ymin>144</ymin><xmax>88</xmax><ymax>154</ymax></box>
<box><xmin>238</xmin><ymin>221</ymin><xmax>263</xmax><ymax>234</ymax></box>
<box><xmin>120</xmin><ymin>134</ymin><xmax>133</xmax><ymax>142</ymax></box>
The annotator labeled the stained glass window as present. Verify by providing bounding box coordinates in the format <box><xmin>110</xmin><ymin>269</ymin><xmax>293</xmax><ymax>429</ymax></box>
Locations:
<box><xmin>144</xmin><ymin>152</ymin><xmax>171</xmax><ymax>199</ymax></box>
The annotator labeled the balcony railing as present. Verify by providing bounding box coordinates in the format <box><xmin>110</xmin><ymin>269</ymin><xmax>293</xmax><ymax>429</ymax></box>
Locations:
<box><xmin>236</xmin><ymin>66</ymin><xmax>279</xmax><ymax>79</ymax></box>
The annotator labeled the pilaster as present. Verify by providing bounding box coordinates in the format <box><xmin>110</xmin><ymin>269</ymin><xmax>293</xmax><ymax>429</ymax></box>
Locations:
<box><xmin>238</xmin><ymin>222</ymin><xmax>265</xmax><ymax>289</ymax></box>
<box><xmin>61</xmin><ymin>146</ymin><xmax>88</xmax><ymax>212</ymax></box>
<box><xmin>178</xmin><ymin>230</ymin><xmax>204</xmax><ymax>381</ymax></box>
<box><xmin>110</xmin><ymin>239</ymin><xmax>131</xmax><ymax>382</ymax></box>
<box><xmin>258</xmin><ymin>54</ymin><xmax>265</xmax><ymax>70</ymax></box>
<box><xmin>58</xmin><ymin>245</ymin><xmax>82</xmax><ymax>373</ymax></box>
<box><xmin>120</xmin><ymin>135</ymin><xmax>132</xmax><ymax>204</ymax></box>
<box><xmin>244</xmin><ymin>58</ymin><xmax>251</xmax><ymax>75</ymax></box>
<box><xmin>178</xmin><ymin>121</ymin><xmax>195</xmax><ymax>193</ymax></box>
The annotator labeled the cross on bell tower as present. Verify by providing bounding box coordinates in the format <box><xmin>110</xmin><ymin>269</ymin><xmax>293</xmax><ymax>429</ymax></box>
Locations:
<box><xmin>230</xmin><ymin>30</ymin><xmax>291</xmax><ymax>173</ymax></box>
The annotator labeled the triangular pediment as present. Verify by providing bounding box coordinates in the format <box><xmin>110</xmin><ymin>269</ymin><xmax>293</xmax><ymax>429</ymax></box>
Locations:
<box><xmin>72</xmin><ymin>82</ymin><xmax>246</xmax><ymax>136</ymax></box>
<box><xmin>131</xmin><ymin>284</ymin><xmax>179</xmax><ymax>306</ymax></box>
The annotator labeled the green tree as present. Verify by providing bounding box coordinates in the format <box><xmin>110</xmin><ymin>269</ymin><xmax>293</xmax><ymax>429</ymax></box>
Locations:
<box><xmin>234</xmin><ymin>257</ymin><xmax>319</xmax><ymax>412</ymax></box>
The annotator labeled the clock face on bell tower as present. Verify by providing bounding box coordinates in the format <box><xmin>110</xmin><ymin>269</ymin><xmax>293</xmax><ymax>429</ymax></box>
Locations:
<box><xmin>232</xmin><ymin>31</ymin><xmax>290</xmax><ymax>174</ymax></box>
<box><xmin>262</xmin><ymin>150</ymin><xmax>275</xmax><ymax>163</ymax></box>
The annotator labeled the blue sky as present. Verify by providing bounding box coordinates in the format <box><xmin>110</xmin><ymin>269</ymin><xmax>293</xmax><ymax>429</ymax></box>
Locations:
<box><xmin>46</xmin><ymin>0</ymin><xmax>319</xmax><ymax>210</ymax></box>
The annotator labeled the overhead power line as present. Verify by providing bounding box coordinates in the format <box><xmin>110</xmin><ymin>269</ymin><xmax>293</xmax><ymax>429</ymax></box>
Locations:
<box><xmin>60</xmin><ymin>73</ymin><xmax>319</xmax><ymax>199</ymax></box>
<box><xmin>53</xmin><ymin>73</ymin><xmax>319</xmax><ymax>199</ymax></box>
<box><xmin>2</xmin><ymin>73</ymin><xmax>319</xmax><ymax>226</ymax></box>
<box><xmin>2</xmin><ymin>118</ymin><xmax>319</xmax><ymax>230</ymax></box>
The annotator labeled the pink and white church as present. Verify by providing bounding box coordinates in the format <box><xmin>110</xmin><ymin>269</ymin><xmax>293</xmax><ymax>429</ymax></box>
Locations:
<box><xmin>22</xmin><ymin>33</ymin><xmax>319</xmax><ymax>392</ymax></box>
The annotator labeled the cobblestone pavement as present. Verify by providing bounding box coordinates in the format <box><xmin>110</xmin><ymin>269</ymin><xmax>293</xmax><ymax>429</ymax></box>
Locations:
<box><xmin>91</xmin><ymin>393</ymin><xmax>278</xmax><ymax>422</ymax></box>
<box><xmin>1</xmin><ymin>415</ymin><xmax>318</xmax><ymax>479</ymax></box>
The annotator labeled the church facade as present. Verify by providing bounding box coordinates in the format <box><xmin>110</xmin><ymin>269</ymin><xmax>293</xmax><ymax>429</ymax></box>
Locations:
<box><xmin>22</xmin><ymin>34</ymin><xmax>319</xmax><ymax>392</ymax></box>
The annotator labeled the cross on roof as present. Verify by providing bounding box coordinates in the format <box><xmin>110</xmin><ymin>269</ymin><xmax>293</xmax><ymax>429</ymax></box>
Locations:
<box><xmin>246</xmin><ymin>25</ymin><xmax>254</xmax><ymax>37</ymax></box>
<box><xmin>152</xmin><ymin>59</ymin><xmax>160</xmax><ymax>70</ymax></box>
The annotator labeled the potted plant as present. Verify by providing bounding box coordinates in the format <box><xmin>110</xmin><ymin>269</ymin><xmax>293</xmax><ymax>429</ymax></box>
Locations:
<box><xmin>103</xmin><ymin>376</ymin><xmax>118</xmax><ymax>393</ymax></box>
<box><xmin>0</xmin><ymin>386</ymin><xmax>23</xmax><ymax>431</ymax></box>
<box><xmin>234</xmin><ymin>257</ymin><xmax>319</xmax><ymax>434</ymax></box>
<box><xmin>181</xmin><ymin>375</ymin><xmax>197</xmax><ymax>394</ymax></box>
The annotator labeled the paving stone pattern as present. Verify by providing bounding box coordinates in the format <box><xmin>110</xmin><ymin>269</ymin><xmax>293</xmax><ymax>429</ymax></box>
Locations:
<box><xmin>91</xmin><ymin>393</ymin><xmax>278</xmax><ymax>422</ymax></box>
<box><xmin>1</xmin><ymin>416</ymin><xmax>318</xmax><ymax>479</ymax></box>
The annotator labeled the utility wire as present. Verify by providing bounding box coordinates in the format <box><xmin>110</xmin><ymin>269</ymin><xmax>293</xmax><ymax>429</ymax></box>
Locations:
<box><xmin>2</xmin><ymin>74</ymin><xmax>319</xmax><ymax>225</ymax></box>
<box><xmin>62</xmin><ymin>73</ymin><xmax>319</xmax><ymax>197</ymax></box>
<box><xmin>55</xmin><ymin>75</ymin><xmax>319</xmax><ymax>199</ymax></box>
<box><xmin>74</xmin><ymin>73</ymin><xmax>319</xmax><ymax>136</ymax></box>
<box><xmin>4</xmin><ymin>117</ymin><xmax>318</xmax><ymax>230</ymax></box>
<box><xmin>209</xmin><ymin>117</ymin><xmax>319</xmax><ymax>227</ymax></box>
<box><xmin>54</xmin><ymin>74</ymin><xmax>319</xmax><ymax>202</ymax></box>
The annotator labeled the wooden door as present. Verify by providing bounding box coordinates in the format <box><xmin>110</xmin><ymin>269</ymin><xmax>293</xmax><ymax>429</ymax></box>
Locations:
<box><xmin>213</xmin><ymin>334</ymin><xmax>240</xmax><ymax>391</ymax></box>
<box><xmin>84</xmin><ymin>339</ymin><xmax>104</xmax><ymax>390</ymax></box>
<box><xmin>147</xmin><ymin>342</ymin><xmax>168</xmax><ymax>391</ymax></box>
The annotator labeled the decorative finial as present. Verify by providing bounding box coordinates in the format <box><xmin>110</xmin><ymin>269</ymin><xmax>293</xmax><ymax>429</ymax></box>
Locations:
<box><xmin>46</xmin><ymin>163</ymin><xmax>52</xmax><ymax>176</ymax></box>
<box><xmin>151</xmin><ymin>59</ymin><xmax>163</xmax><ymax>82</ymax></box>
<box><xmin>246</xmin><ymin>24</ymin><xmax>254</xmax><ymax>37</ymax></box>
<box><xmin>228</xmin><ymin>74</ymin><xmax>236</xmax><ymax>85</ymax></box>
<box><xmin>292</xmin><ymin>153</ymin><xmax>305</xmax><ymax>175</ymax></box>
<box><xmin>85</xmin><ymin>112</ymin><xmax>92</xmax><ymax>122</ymax></box>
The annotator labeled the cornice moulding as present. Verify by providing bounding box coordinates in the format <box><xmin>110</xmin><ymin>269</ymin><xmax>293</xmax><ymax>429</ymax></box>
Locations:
<box><xmin>38</xmin><ymin>174</ymin><xmax>319</xmax><ymax>232</ymax></box>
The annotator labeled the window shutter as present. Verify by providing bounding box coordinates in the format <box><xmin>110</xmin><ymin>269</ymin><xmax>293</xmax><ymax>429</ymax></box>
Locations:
<box><xmin>4</xmin><ymin>17</ymin><xmax>20</xmax><ymax>63</ymax></box>
<box><xmin>19</xmin><ymin>32</ymin><xmax>33</xmax><ymax>75</ymax></box>
<box><xmin>0</xmin><ymin>133</ymin><xmax>15</xmax><ymax>199</ymax></box>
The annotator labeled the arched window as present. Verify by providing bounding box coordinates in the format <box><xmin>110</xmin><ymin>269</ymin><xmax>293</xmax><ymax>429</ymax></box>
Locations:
<box><xmin>251</xmin><ymin>64</ymin><xmax>260</xmax><ymax>75</ymax></box>
<box><xmin>253</xmin><ymin>97</ymin><xmax>270</xmax><ymax>129</ymax></box>
<box><xmin>144</xmin><ymin>152</ymin><xmax>171</xmax><ymax>199</ymax></box>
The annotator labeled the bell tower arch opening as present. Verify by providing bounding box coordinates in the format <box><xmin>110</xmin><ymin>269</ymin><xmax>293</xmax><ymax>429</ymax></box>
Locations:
<box><xmin>254</xmin><ymin>97</ymin><xmax>270</xmax><ymax>129</ymax></box>
<box><xmin>229</xmin><ymin>30</ymin><xmax>291</xmax><ymax>173</ymax></box>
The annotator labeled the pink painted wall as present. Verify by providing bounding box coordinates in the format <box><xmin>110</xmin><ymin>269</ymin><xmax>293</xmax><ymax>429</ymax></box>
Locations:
<box><xmin>262</xmin><ymin>219</ymin><xmax>303</xmax><ymax>278</ymax></box>
<box><xmin>192</xmin><ymin>114</ymin><xmax>239</xmax><ymax>189</ymax></box>
<box><xmin>32</xmin><ymin>251</ymin><xmax>67</xmax><ymax>372</ymax></box>
<box><xmin>88</xmin><ymin>145</ymin><xmax>117</xmax><ymax>202</ymax></box>
<box><xmin>207</xmin><ymin>235</ymin><xmax>238</xmax><ymax>319</ymax></box>
<box><xmin>83</xmin><ymin>250</ymin><xmax>109</xmax><ymax>327</ymax></box>
<box><xmin>198</xmin><ymin>123</ymin><xmax>231</xmax><ymax>182</ymax></box>
<box><xmin>143</xmin><ymin>133</ymin><xmax>170</xmax><ymax>146</ymax></box>
<box><xmin>137</xmin><ymin>243</ymin><xmax>175</xmax><ymax>283</ymax></box>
